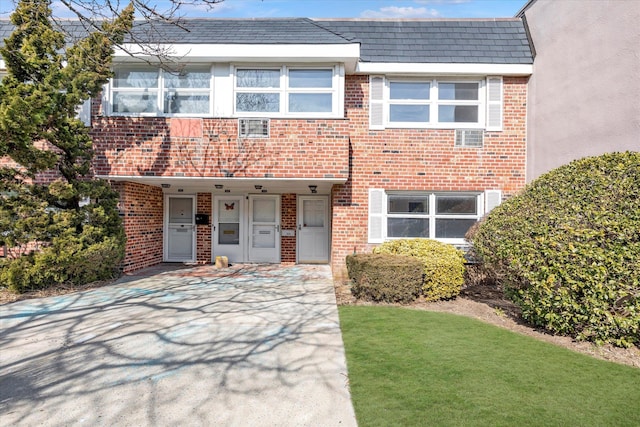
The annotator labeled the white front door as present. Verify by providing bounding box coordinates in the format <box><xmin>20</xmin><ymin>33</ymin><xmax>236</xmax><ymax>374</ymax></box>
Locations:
<box><xmin>165</xmin><ymin>195</ymin><xmax>196</xmax><ymax>262</ymax></box>
<box><xmin>298</xmin><ymin>196</ymin><xmax>329</xmax><ymax>263</ymax></box>
<box><xmin>213</xmin><ymin>196</ymin><xmax>244</xmax><ymax>263</ymax></box>
<box><xmin>249</xmin><ymin>195</ymin><xmax>280</xmax><ymax>263</ymax></box>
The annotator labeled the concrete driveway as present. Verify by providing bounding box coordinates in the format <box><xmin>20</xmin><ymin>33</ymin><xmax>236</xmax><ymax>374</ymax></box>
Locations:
<box><xmin>0</xmin><ymin>264</ymin><xmax>357</xmax><ymax>426</ymax></box>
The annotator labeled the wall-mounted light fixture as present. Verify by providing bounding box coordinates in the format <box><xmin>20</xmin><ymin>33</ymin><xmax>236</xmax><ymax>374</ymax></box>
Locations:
<box><xmin>215</xmin><ymin>184</ymin><xmax>223</xmax><ymax>189</ymax></box>
<box><xmin>261</xmin><ymin>189</ymin><xmax>268</xmax><ymax>193</ymax></box>
<box><xmin>309</xmin><ymin>185</ymin><xmax>318</xmax><ymax>194</ymax></box>
<box><xmin>161</xmin><ymin>183</ymin><xmax>171</xmax><ymax>188</ymax></box>
<box><xmin>224</xmin><ymin>189</ymin><xmax>231</xmax><ymax>193</ymax></box>
<box><xmin>178</xmin><ymin>188</ymin><xmax>184</xmax><ymax>193</ymax></box>
<box><xmin>254</xmin><ymin>185</ymin><xmax>263</xmax><ymax>190</ymax></box>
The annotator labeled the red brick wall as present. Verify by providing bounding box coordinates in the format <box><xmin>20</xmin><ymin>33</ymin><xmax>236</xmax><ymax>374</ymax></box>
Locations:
<box><xmin>196</xmin><ymin>192</ymin><xmax>212</xmax><ymax>263</ymax></box>
<box><xmin>115</xmin><ymin>181</ymin><xmax>164</xmax><ymax>272</ymax></box>
<box><xmin>330</xmin><ymin>75</ymin><xmax>529</xmax><ymax>277</ymax></box>
<box><xmin>281</xmin><ymin>193</ymin><xmax>297</xmax><ymax>264</ymax></box>
<box><xmin>91</xmin><ymin>111</ymin><xmax>350</xmax><ymax>181</ymax></box>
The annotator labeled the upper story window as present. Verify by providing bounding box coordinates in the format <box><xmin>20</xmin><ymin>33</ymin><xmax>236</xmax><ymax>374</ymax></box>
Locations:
<box><xmin>108</xmin><ymin>65</ymin><xmax>212</xmax><ymax>116</ymax></box>
<box><xmin>234</xmin><ymin>66</ymin><xmax>341</xmax><ymax>117</ymax></box>
<box><xmin>370</xmin><ymin>76</ymin><xmax>503</xmax><ymax>131</ymax></box>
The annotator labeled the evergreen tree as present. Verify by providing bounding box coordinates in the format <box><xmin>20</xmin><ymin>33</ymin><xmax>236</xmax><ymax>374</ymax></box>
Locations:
<box><xmin>0</xmin><ymin>0</ymin><xmax>134</xmax><ymax>291</ymax></box>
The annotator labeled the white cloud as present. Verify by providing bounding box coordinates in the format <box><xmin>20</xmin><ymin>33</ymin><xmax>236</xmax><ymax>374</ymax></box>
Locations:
<box><xmin>360</xmin><ymin>6</ymin><xmax>441</xmax><ymax>18</ymax></box>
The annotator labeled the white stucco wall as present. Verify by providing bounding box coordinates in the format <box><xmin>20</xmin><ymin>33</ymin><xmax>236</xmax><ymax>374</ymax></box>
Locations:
<box><xmin>523</xmin><ymin>0</ymin><xmax>640</xmax><ymax>181</ymax></box>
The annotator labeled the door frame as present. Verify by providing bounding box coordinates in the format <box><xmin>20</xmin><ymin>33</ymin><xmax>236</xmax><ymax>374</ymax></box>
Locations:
<box><xmin>212</xmin><ymin>194</ymin><xmax>245</xmax><ymax>263</ymax></box>
<box><xmin>248</xmin><ymin>194</ymin><xmax>281</xmax><ymax>263</ymax></box>
<box><xmin>163</xmin><ymin>194</ymin><xmax>197</xmax><ymax>263</ymax></box>
<box><xmin>297</xmin><ymin>195</ymin><xmax>330</xmax><ymax>263</ymax></box>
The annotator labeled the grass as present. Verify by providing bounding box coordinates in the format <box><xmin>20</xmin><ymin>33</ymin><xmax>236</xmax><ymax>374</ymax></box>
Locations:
<box><xmin>339</xmin><ymin>306</ymin><xmax>640</xmax><ymax>427</ymax></box>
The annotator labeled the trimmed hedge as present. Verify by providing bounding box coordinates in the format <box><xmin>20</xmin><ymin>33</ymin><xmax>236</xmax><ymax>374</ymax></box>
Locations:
<box><xmin>373</xmin><ymin>239</ymin><xmax>466</xmax><ymax>301</ymax></box>
<box><xmin>470</xmin><ymin>152</ymin><xmax>640</xmax><ymax>347</ymax></box>
<box><xmin>346</xmin><ymin>253</ymin><xmax>424</xmax><ymax>303</ymax></box>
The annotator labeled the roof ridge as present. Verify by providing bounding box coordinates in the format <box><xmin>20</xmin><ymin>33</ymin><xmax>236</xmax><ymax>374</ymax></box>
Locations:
<box><xmin>305</xmin><ymin>18</ymin><xmax>358</xmax><ymax>43</ymax></box>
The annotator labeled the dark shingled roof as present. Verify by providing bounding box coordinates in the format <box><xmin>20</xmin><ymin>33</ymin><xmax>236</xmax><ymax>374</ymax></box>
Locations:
<box><xmin>315</xmin><ymin>19</ymin><xmax>533</xmax><ymax>64</ymax></box>
<box><xmin>0</xmin><ymin>18</ymin><xmax>533</xmax><ymax>64</ymax></box>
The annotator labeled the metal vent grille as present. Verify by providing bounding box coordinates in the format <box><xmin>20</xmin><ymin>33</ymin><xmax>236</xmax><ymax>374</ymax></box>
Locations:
<box><xmin>239</xmin><ymin>118</ymin><xmax>269</xmax><ymax>138</ymax></box>
<box><xmin>455</xmin><ymin>129</ymin><xmax>484</xmax><ymax>148</ymax></box>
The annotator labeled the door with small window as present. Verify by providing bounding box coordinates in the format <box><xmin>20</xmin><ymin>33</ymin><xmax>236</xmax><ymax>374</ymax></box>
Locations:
<box><xmin>248</xmin><ymin>195</ymin><xmax>280</xmax><ymax>263</ymax></box>
<box><xmin>165</xmin><ymin>195</ymin><xmax>196</xmax><ymax>262</ymax></box>
<box><xmin>213</xmin><ymin>196</ymin><xmax>244</xmax><ymax>263</ymax></box>
<box><xmin>298</xmin><ymin>196</ymin><xmax>329</xmax><ymax>263</ymax></box>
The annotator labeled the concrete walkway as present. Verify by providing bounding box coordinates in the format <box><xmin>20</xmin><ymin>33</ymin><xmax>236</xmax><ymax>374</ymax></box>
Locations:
<box><xmin>0</xmin><ymin>264</ymin><xmax>357</xmax><ymax>426</ymax></box>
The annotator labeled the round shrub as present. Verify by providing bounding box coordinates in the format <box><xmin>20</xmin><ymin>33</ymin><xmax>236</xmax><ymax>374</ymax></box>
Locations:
<box><xmin>471</xmin><ymin>152</ymin><xmax>640</xmax><ymax>347</ymax></box>
<box><xmin>346</xmin><ymin>253</ymin><xmax>424</xmax><ymax>303</ymax></box>
<box><xmin>373</xmin><ymin>239</ymin><xmax>466</xmax><ymax>301</ymax></box>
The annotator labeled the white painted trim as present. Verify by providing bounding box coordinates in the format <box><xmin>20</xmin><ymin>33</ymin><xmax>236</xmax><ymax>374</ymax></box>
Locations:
<box><xmin>114</xmin><ymin>43</ymin><xmax>360</xmax><ymax>72</ymax></box>
<box><xmin>356</xmin><ymin>62</ymin><xmax>533</xmax><ymax>76</ymax></box>
<box><xmin>297</xmin><ymin>195</ymin><xmax>330</xmax><ymax>263</ymax></box>
<box><xmin>164</xmin><ymin>194</ymin><xmax>197</xmax><ymax>263</ymax></box>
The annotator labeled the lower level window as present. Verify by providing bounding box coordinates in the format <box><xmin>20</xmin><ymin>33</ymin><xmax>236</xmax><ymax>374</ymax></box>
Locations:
<box><xmin>386</xmin><ymin>192</ymin><xmax>481</xmax><ymax>242</ymax></box>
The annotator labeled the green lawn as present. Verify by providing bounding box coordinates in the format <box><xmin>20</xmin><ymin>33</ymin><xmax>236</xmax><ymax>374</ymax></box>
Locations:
<box><xmin>339</xmin><ymin>306</ymin><xmax>640</xmax><ymax>427</ymax></box>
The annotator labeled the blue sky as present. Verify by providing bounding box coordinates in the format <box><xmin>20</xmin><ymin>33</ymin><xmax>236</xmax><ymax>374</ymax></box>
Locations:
<box><xmin>1</xmin><ymin>0</ymin><xmax>528</xmax><ymax>19</ymax></box>
<box><xmin>165</xmin><ymin>0</ymin><xmax>528</xmax><ymax>18</ymax></box>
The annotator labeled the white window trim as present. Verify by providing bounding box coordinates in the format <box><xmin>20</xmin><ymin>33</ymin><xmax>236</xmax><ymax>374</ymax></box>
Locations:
<box><xmin>233</xmin><ymin>64</ymin><xmax>344</xmax><ymax>119</ymax></box>
<box><xmin>374</xmin><ymin>77</ymin><xmax>493</xmax><ymax>130</ymax></box>
<box><xmin>104</xmin><ymin>64</ymin><xmax>214</xmax><ymax>118</ymax></box>
<box><xmin>370</xmin><ymin>190</ymin><xmax>485</xmax><ymax>245</ymax></box>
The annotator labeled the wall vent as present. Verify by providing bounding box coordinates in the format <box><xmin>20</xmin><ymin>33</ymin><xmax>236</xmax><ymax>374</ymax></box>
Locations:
<box><xmin>455</xmin><ymin>129</ymin><xmax>484</xmax><ymax>148</ymax></box>
<box><xmin>239</xmin><ymin>118</ymin><xmax>269</xmax><ymax>138</ymax></box>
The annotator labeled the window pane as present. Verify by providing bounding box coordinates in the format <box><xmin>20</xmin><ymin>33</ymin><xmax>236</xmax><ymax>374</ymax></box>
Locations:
<box><xmin>388</xmin><ymin>218</ymin><xmax>429</xmax><ymax>238</ymax></box>
<box><xmin>164</xmin><ymin>68</ymin><xmax>210</xmax><ymax>89</ymax></box>
<box><xmin>289</xmin><ymin>93</ymin><xmax>332</xmax><ymax>113</ymax></box>
<box><xmin>439</xmin><ymin>83</ymin><xmax>479</xmax><ymax>100</ymax></box>
<box><xmin>390</xmin><ymin>105</ymin><xmax>429</xmax><ymax>122</ymax></box>
<box><xmin>435</xmin><ymin>219</ymin><xmax>477</xmax><ymax>238</ymax></box>
<box><xmin>390</xmin><ymin>82</ymin><xmax>430</xmax><ymax>100</ymax></box>
<box><xmin>388</xmin><ymin>196</ymin><xmax>429</xmax><ymax>214</ymax></box>
<box><xmin>237</xmin><ymin>69</ymin><xmax>280</xmax><ymax>88</ymax></box>
<box><xmin>289</xmin><ymin>69</ymin><xmax>332</xmax><ymax>88</ymax></box>
<box><xmin>113</xmin><ymin>69</ymin><xmax>158</xmax><ymax>88</ymax></box>
<box><xmin>164</xmin><ymin>93</ymin><xmax>209</xmax><ymax>114</ymax></box>
<box><xmin>436</xmin><ymin>196</ymin><xmax>477</xmax><ymax>215</ymax></box>
<box><xmin>438</xmin><ymin>105</ymin><xmax>478</xmax><ymax>123</ymax></box>
<box><xmin>113</xmin><ymin>92</ymin><xmax>157</xmax><ymax>113</ymax></box>
<box><xmin>236</xmin><ymin>93</ymin><xmax>280</xmax><ymax>112</ymax></box>
<box><xmin>218</xmin><ymin>223</ymin><xmax>240</xmax><ymax>245</ymax></box>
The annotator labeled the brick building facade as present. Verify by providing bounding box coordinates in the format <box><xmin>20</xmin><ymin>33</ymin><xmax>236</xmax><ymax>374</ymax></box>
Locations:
<box><xmin>1</xmin><ymin>18</ymin><xmax>533</xmax><ymax>276</ymax></box>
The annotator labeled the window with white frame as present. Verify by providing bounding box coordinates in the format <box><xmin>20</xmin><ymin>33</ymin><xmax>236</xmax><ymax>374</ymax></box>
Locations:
<box><xmin>370</xmin><ymin>76</ymin><xmax>503</xmax><ymax>131</ymax></box>
<box><xmin>234</xmin><ymin>66</ymin><xmax>340</xmax><ymax>117</ymax></box>
<box><xmin>108</xmin><ymin>65</ymin><xmax>212</xmax><ymax>116</ymax></box>
<box><xmin>369</xmin><ymin>190</ymin><xmax>497</xmax><ymax>245</ymax></box>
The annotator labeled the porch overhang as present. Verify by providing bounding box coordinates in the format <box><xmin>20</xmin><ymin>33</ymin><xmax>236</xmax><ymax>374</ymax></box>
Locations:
<box><xmin>96</xmin><ymin>175</ymin><xmax>346</xmax><ymax>195</ymax></box>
